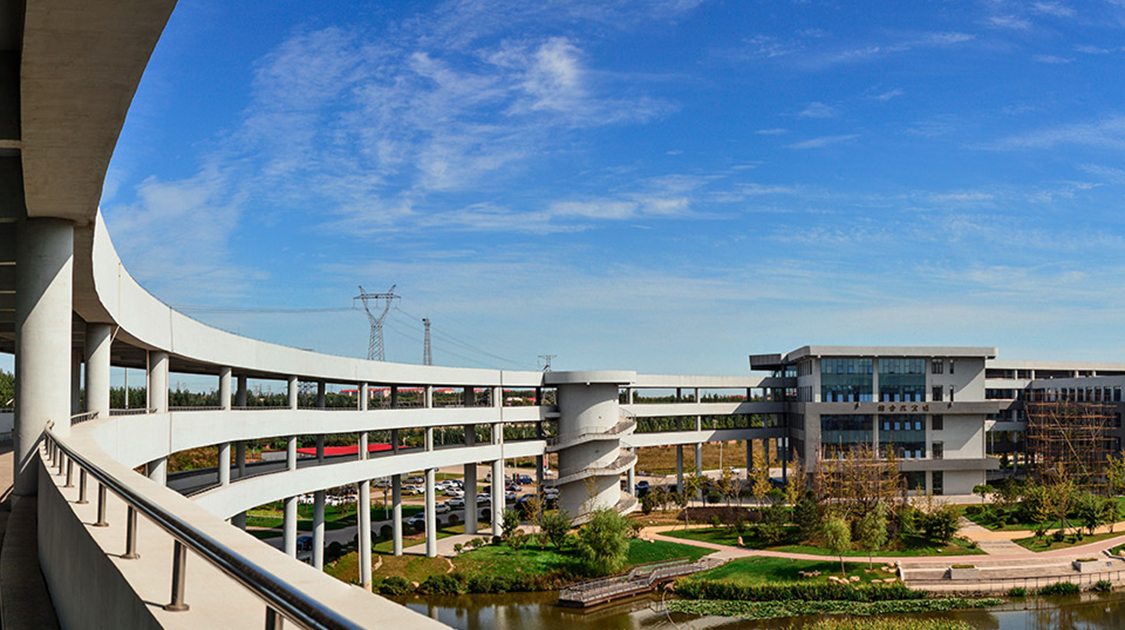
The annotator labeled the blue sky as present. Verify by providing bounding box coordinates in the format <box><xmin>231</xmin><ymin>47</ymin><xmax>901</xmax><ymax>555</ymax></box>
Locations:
<box><xmin>94</xmin><ymin>0</ymin><xmax>1125</xmax><ymax>377</ymax></box>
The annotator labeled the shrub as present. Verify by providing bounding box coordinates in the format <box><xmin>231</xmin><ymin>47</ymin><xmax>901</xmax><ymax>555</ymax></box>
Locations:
<box><xmin>1052</xmin><ymin>530</ymin><xmax>1066</xmax><ymax>543</ymax></box>
<box><xmin>576</xmin><ymin>508</ymin><xmax>631</xmax><ymax>576</ymax></box>
<box><xmin>453</xmin><ymin>543</ymin><xmax>464</xmax><ymax>554</ymax></box>
<box><xmin>540</xmin><ymin>509</ymin><xmax>571</xmax><ymax>548</ymax></box>
<box><xmin>706</xmin><ymin>490</ymin><xmax>723</xmax><ymax>505</ymax></box>
<box><xmin>1007</xmin><ymin>586</ymin><xmax>1027</xmax><ymax>597</ymax></box>
<box><xmin>710</xmin><ymin>515</ymin><xmax>723</xmax><ymax>528</ymax></box>
<box><xmin>417</xmin><ymin>574</ymin><xmax>462</xmax><ymax>595</ymax></box>
<box><xmin>674</xmin><ymin>579</ymin><xmax>924</xmax><ymax>602</ymax></box>
<box><xmin>377</xmin><ymin>576</ymin><xmax>412</xmax><ymax>596</ymax></box>
<box><xmin>1093</xmin><ymin>580</ymin><xmax>1113</xmax><ymax>593</ymax></box>
<box><xmin>1038</xmin><ymin>581</ymin><xmax>1079</xmax><ymax>596</ymax></box>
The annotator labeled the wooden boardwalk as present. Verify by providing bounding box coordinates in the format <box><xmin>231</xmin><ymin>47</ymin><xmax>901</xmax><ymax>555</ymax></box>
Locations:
<box><xmin>557</xmin><ymin>556</ymin><xmax>724</xmax><ymax>608</ymax></box>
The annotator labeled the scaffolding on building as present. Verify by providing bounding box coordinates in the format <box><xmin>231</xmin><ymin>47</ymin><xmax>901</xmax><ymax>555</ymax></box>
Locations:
<box><xmin>1025</xmin><ymin>393</ymin><xmax>1114</xmax><ymax>491</ymax></box>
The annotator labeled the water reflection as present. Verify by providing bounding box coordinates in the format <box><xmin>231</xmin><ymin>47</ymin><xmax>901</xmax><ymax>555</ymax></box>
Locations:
<box><xmin>401</xmin><ymin>591</ymin><xmax>1125</xmax><ymax>630</ymax></box>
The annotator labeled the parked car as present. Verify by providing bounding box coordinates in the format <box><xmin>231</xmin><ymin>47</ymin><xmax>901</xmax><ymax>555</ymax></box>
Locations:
<box><xmin>506</xmin><ymin>482</ymin><xmax>522</xmax><ymax>492</ymax></box>
<box><xmin>634</xmin><ymin>480</ymin><xmax>650</xmax><ymax>498</ymax></box>
<box><xmin>476</xmin><ymin>494</ymin><xmax>491</xmax><ymax>505</ymax></box>
<box><xmin>408</xmin><ymin>513</ymin><xmax>426</xmax><ymax>531</ymax></box>
<box><xmin>434</xmin><ymin>503</ymin><xmax>450</xmax><ymax>514</ymax></box>
<box><xmin>444</xmin><ymin>488</ymin><xmax>464</xmax><ymax>497</ymax></box>
<box><xmin>517</xmin><ymin>474</ymin><xmax>533</xmax><ymax>485</ymax></box>
<box><xmin>403</xmin><ymin>485</ymin><xmax>424</xmax><ymax>495</ymax></box>
<box><xmin>406</xmin><ymin>475</ymin><xmax>424</xmax><ymax>484</ymax></box>
<box><xmin>296</xmin><ymin>535</ymin><xmax>313</xmax><ymax>553</ymax></box>
<box><xmin>446</xmin><ymin>497</ymin><xmax>466</xmax><ymax>509</ymax></box>
<box><xmin>505</xmin><ymin>491</ymin><xmax>517</xmax><ymax>502</ymax></box>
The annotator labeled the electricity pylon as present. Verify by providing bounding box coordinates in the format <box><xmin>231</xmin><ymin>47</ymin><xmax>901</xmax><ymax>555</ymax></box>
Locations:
<box><xmin>538</xmin><ymin>354</ymin><xmax>556</xmax><ymax>372</ymax></box>
<box><xmin>355</xmin><ymin>285</ymin><xmax>398</xmax><ymax>361</ymax></box>
<box><xmin>422</xmin><ymin>318</ymin><xmax>432</xmax><ymax>366</ymax></box>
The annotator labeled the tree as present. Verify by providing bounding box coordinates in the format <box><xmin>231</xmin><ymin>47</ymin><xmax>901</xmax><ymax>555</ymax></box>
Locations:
<box><xmin>1073</xmin><ymin>491</ymin><xmax>1104</xmax><ymax>536</ymax></box>
<box><xmin>680</xmin><ymin>474</ymin><xmax>705</xmax><ymax>529</ymax></box>
<box><xmin>919</xmin><ymin>500</ymin><xmax>960</xmax><ymax>544</ymax></box>
<box><xmin>1107</xmin><ymin>455</ymin><xmax>1125</xmax><ymax>496</ymax></box>
<box><xmin>0</xmin><ymin>368</ymin><xmax>14</xmax><ymax>407</ymax></box>
<box><xmin>972</xmin><ymin>484</ymin><xmax>994</xmax><ymax>505</ymax></box>
<box><xmin>792</xmin><ymin>491</ymin><xmax>821</xmax><ymax>540</ymax></box>
<box><xmin>821</xmin><ymin>514</ymin><xmax>851</xmax><ymax>576</ymax></box>
<box><xmin>758</xmin><ymin>504</ymin><xmax>787</xmax><ymax>545</ymax></box>
<box><xmin>784</xmin><ymin>455</ymin><xmax>808</xmax><ymax>506</ymax></box>
<box><xmin>575</xmin><ymin>508</ymin><xmax>631</xmax><ymax>576</ymax></box>
<box><xmin>1103</xmin><ymin>497</ymin><xmax>1121</xmax><ymax>534</ymax></box>
<box><xmin>717</xmin><ymin>466</ymin><xmax>739</xmax><ymax>507</ymax></box>
<box><xmin>539</xmin><ymin>509</ymin><xmax>571</xmax><ymax>548</ymax></box>
<box><xmin>813</xmin><ymin>445</ymin><xmax>903</xmax><ymax>523</ymax></box>
<box><xmin>857</xmin><ymin>505</ymin><xmax>888</xmax><ymax>569</ymax></box>
<box><xmin>501</xmin><ymin>509</ymin><xmax>523</xmax><ymax>549</ymax></box>
<box><xmin>522</xmin><ymin>495</ymin><xmax>543</xmax><ymax>545</ymax></box>
<box><xmin>751</xmin><ymin>455</ymin><xmax>772</xmax><ymax>516</ymax></box>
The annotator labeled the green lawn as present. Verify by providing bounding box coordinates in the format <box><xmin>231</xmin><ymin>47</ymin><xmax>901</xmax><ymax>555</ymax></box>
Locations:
<box><xmin>1013</xmin><ymin>530</ymin><xmax>1121</xmax><ymax>552</ymax></box>
<box><xmin>683</xmin><ymin>556</ymin><xmax>895</xmax><ymax>586</ymax></box>
<box><xmin>246</xmin><ymin>503</ymin><xmax>425</xmax><ymax>536</ymax></box>
<box><xmin>664</xmin><ymin>526</ymin><xmax>986</xmax><ymax>557</ymax></box>
<box><xmin>960</xmin><ymin>497</ymin><xmax>1125</xmax><ymax>532</ymax></box>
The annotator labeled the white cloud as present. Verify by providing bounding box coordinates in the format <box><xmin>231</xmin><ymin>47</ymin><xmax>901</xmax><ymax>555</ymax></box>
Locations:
<box><xmin>785</xmin><ymin>134</ymin><xmax>859</xmax><ymax>149</ymax></box>
<box><xmin>984</xmin><ymin>115</ymin><xmax>1125</xmax><ymax>151</ymax></box>
<box><xmin>870</xmin><ymin>88</ymin><xmax>903</xmax><ymax>101</ymax></box>
<box><xmin>755</xmin><ymin>128</ymin><xmax>789</xmax><ymax>135</ymax></box>
<box><xmin>798</xmin><ymin>102</ymin><xmax>838</xmax><ymax>118</ymax></box>
<box><xmin>1032</xmin><ymin>2</ymin><xmax>1075</xmax><ymax>18</ymax></box>
<box><xmin>1033</xmin><ymin>54</ymin><xmax>1075</xmax><ymax>64</ymax></box>
<box><xmin>989</xmin><ymin>15</ymin><xmax>1033</xmax><ymax>30</ymax></box>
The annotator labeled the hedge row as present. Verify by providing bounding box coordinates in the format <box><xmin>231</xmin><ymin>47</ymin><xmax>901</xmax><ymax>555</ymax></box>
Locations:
<box><xmin>373</xmin><ymin>571</ymin><xmax>573</xmax><ymax>596</ymax></box>
<box><xmin>674</xmin><ymin>579</ymin><xmax>926</xmax><ymax>602</ymax></box>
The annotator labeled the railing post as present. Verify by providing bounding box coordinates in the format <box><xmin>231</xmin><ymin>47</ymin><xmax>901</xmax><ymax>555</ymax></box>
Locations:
<box><xmin>94</xmin><ymin>483</ymin><xmax>108</xmax><ymax>527</ymax></box>
<box><xmin>164</xmin><ymin>540</ymin><xmax>190</xmax><ymax>611</ymax></box>
<box><xmin>77</xmin><ymin>468</ymin><xmax>89</xmax><ymax>504</ymax></box>
<box><xmin>64</xmin><ymin>458</ymin><xmax>74</xmax><ymax>487</ymax></box>
<box><xmin>265</xmin><ymin>607</ymin><xmax>284</xmax><ymax>630</ymax></box>
<box><xmin>56</xmin><ymin>450</ymin><xmax>65</xmax><ymax>475</ymax></box>
<box><xmin>122</xmin><ymin>506</ymin><xmax>140</xmax><ymax>560</ymax></box>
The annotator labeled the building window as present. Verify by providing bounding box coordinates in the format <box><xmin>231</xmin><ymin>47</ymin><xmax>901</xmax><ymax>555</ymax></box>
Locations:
<box><xmin>932</xmin><ymin>441</ymin><xmax>943</xmax><ymax>459</ymax></box>
<box><xmin>931</xmin><ymin>360</ymin><xmax>943</xmax><ymax>374</ymax></box>
<box><xmin>932</xmin><ymin>386</ymin><xmax>943</xmax><ymax>402</ymax></box>
<box><xmin>880</xmin><ymin>414</ymin><xmax>926</xmax><ymax>458</ymax></box>
<box><xmin>949</xmin><ymin>360</ymin><xmax>955</xmax><ymax>374</ymax></box>
<box><xmin>879</xmin><ymin>358</ymin><xmax>926</xmax><ymax>402</ymax></box>
<box><xmin>904</xmin><ymin>471</ymin><xmax>926</xmax><ymax>491</ymax></box>
<box><xmin>932</xmin><ymin>471</ymin><xmax>944</xmax><ymax>496</ymax></box>
<box><xmin>820</xmin><ymin>358</ymin><xmax>873</xmax><ymax>402</ymax></box>
<box><xmin>949</xmin><ymin>385</ymin><xmax>955</xmax><ymax>402</ymax></box>
<box><xmin>932</xmin><ymin>415</ymin><xmax>943</xmax><ymax>431</ymax></box>
<box><xmin>820</xmin><ymin>415</ymin><xmax>873</xmax><ymax>458</ymax></box>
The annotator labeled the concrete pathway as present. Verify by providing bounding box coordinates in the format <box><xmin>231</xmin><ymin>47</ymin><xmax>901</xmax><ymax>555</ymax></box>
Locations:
<box><xmin>0</xmin><ymin>441</ymin><xmax>63</xmax><ymax>630</ymax></box>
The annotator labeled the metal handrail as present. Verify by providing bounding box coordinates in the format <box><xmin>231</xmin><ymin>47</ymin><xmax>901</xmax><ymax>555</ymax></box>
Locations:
<box><xmin>44</xmin><ymin>428</ymin><xmax>364</xmax><ymax>630</ymax></box>
<box><xmin>547</xmin><ymin>415</ymin><xmax>637</xmax><ymax>447</ymax></box>
<box><xmin>168</xmin><ymin>406</ymin><xmax>225</xmax><ymax>412</ymax></box>
<box><xmin>109</xmin><ymin>407</ymin><xmax>158</xmax><ymax>416</ymax></box>
<box><xmin>70</xmin><ymin>411</ymin><xmax>100</xmax><ymax>425</ymax></box>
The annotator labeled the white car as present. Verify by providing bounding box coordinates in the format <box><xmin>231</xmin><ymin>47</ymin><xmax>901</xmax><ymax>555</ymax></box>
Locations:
<box><xmin>444</xmin><ymin>488</ymin><xmax>464</xmax><ymax>497</ymax></box>
<box><xmin>476</xmin><ymin>494</ymin><xmax>491</xmax><ymax>505</ymax></box>
<box><xmin>446</xmin><ymin>497</ymin><xmax>466</xmax><ymax>509</ymax></box>
<box><xmin>435</xmin><ymin>503</ymin><xmax>450</xmax><ymax>514</ymax></box>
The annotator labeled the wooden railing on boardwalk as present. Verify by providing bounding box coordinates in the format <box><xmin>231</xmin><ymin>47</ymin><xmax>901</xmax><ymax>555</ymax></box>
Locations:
<box><xmin>558</xmin><ymin>556</ymin><xmax>723</xmax><ymax>608</ymax></box>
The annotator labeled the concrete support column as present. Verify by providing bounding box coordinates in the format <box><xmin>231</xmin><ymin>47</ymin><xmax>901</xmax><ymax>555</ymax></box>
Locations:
<box><xmin>147</xmin><ymin>351</ymin><xmax>168</xmax><ymax>413</ymax></box>
<box><xmin>391</xmin><ymin>474</ymin><xmax>403</xmax><ymax>556</ymax></box>
<box><xmin>70</xmin><ymin>349</ymin><xmax>82</xmax><ymax>416</ymax></box>
<box><xmin>359</xmin><ymin>479</ymin><xmax>371</xmax><ymax>589</ymax></box>
<box><xmin>236</xmin><ymin>441</ymin><xmax>246</xmax><ymax>478</ymax></box>
<box><xmin>627</xmin><ymin>388</ymin><xmax>635</xmax><ymax>404</ymax></box>
<box><xmin>359</xmin><ymin>383</ymin><xmax>368</xmax><ymax>411</ymax></box>
<box><xmin>218</xmin><ymin>442</ymin><xmax>231</xmax><ymax>486</ymax></box>
<box><xmin>287</xmin><ymin>436</ymin><xmax>297</xmax><ymax>471</ymax></box>
<box><xmin>288</xmin><ymin>376</ymin><xmax>298</xmax><ymax>409</ymax></box>
<box><xmin>316</xmin><ymin>435</ymin><xmax>325</xmax><ymax>464</ymax></box>
<box><xmin>493</xmin><ymin>386</ymin><xmax>502</xmax><ymax>408</ymax></box>
<box><xmin>219</xmin><ymin>367</ymin><xmax>232</xmax><ymax>411</ymax></box>
<box><xmin>676</xmin><ymin>445</ymin><xmax>684</xmax><ymax>491</ymax></box>
<box><xmin>425</xmin><ymin>427</ymin><xmax>434</xmax><ymax>452</ymax></box>
<box><xmin>491</xmin><ymin>459</ymin><xmax>504</xmax><ymax>536</ymax></box>
<box><xmin>236</xmin><ymin>374</ymin><xmax>247</xmax><ymax>407</ymax></box>
<box><xmin>463</xmin><ymin>387</ymin><xmax>473</xmax><ymax>407</ymax></box>
<box><xmin>316</xmin><ymin>381</ymin><xmax>326</xmax><ymax>408</ymax></box>
<box><xmin>425</xmin><ymin>468</ymin><xmax>437</xmax><ymax>557</ymax></box>
<box><xmin>391</xmin><ymin>429</ymin><xmax>400</xmax><ymax>453</ymax></box>
<box><xmin>146</xmin><ymin>458</ymin><xmax>167</xmax><ymax>486</ymax></box>
<box><xmin>425</xmin><ymin>385</ymin><xmax>433</xmax><ymax>408</ymax></box>
<box><xmin>84</xmin><ymin>322</ymin><xmax>112</xmax><ymax>419</ymax></box>
<box><xmin>390</xmin><ymin>385</ymin><xmax>398</xmax><ymax>408</ymax></box>
<box><xmin>313</xmin><ymin>490</ymin><xmax>325</xmax><ymax>570</ymax></box>
<box><xmin>535</xmin><ymin>455</ymin><xmax>545</xmax><ymax>489</ymax></box>
<box><xmin>747</xmin><ymin>440</ymin><xmax>754</xmax><ymax>478</ymax></box>
<box><xmin>626</xmin><ymin>451</ymin><xmax>636</xmax><ymax>492</ymax></box>
<box><xmin>464</xmin><ymin>463</ymin><xmax>478</xmax><ymax>535</ymax></box>
<box><xmin>694</xmin><ymin>442</ymin><xmax>703</xmax><ymax>501</ymax></box>
<box><xmin>284</xmin><ymin>495</ymin><xmax>298</xmax><ymax>557</ymax></box>
<box><xmin>359</xmin><ymin>431</ymin><xmax>368</xmax><ymax>461</ymax></box>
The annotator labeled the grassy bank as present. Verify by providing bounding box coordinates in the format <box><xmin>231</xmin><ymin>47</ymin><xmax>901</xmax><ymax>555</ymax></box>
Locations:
<box><xmin>666</xmin><ymin>597</ymin><xmax>1002</xmax><ymax>621</ymax></box>
<box><xmin>663</xmin><ymin>526</ymin><xmax>985</xmax><ymax>557</ymax></box>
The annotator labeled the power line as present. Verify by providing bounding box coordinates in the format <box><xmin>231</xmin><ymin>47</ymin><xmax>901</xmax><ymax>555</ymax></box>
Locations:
<box><xmin>392</xmin><ymin>305</ymin><xmax>536</xmax><ymax>370</ymax></box>
<box><xmin>175</xmin><ymin>305</ymin><xmax>357</xmax><ymax>314</ymax></box>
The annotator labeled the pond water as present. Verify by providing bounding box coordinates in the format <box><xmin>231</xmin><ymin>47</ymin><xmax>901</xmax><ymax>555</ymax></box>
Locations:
<box><xmin>401</xmin><ymin>590</ymin><xmax>1125</xmax><ymax>630</ymax></box>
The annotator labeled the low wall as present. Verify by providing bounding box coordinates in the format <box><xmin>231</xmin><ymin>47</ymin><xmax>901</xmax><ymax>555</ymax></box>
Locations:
<box><xmin>37</xmin><ymin>458</ymin><xmax>161</xmax><ymax>630</ymax></box>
